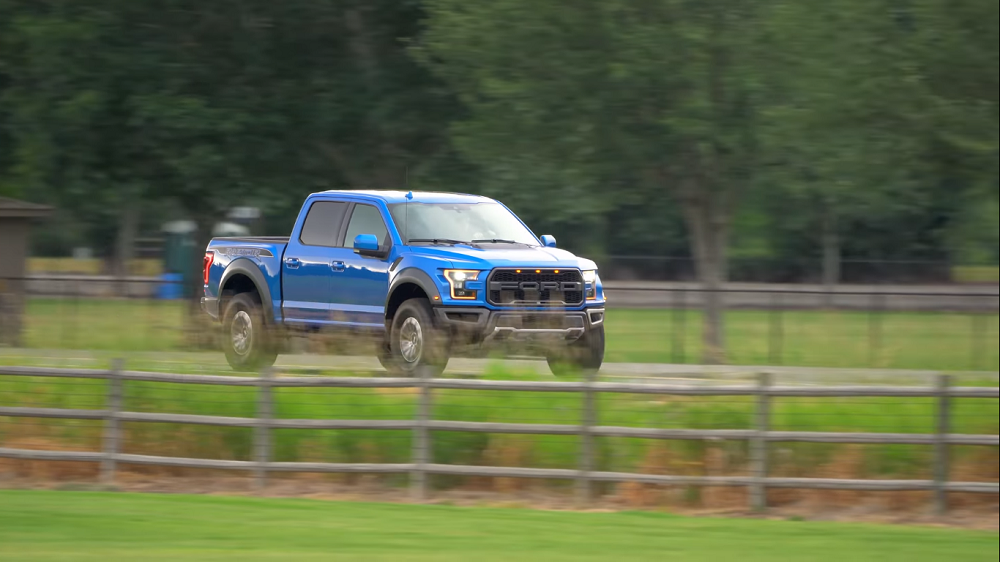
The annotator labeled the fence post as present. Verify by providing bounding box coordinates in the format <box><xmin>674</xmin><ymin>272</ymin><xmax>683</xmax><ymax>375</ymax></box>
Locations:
<box><xmin>672</xmin><ymin>288</ymin><xmax>686</xmax><ymax>364</ymax></box>
<box><xmin>70</xmin><ymin>287</ymin><xmax>80</xmax><ymax>350</ymax></box>
<box><xmin>933</xmin><ymin>373</ymin><xmax>951</xmax><ymax>516</ymax></box>
<box><xmin>868</xmin><ymin>292</ymin><xmax>884</xmax><ymax>367</ymax></box>
<box><xmin>971</xmin><ymin>312</ymin><xmax>986</xmax><ymax>371</ymax></box>
<box><xmin>411</xmin><ymin>365</ymin><xmax>433</xmax><ymax>502</ymax></box>
<box><xmin>576</xmin><ymin>368</ymin><xmax>598</xmax><ymax>507</ymax></box>
<box><xmin>768</xmin><ymin>292</ymin><xmax>783</xmax><ymax>365</ymax></box>
<box><xmin>100</xmin><ymin>358</ymin><xmax>124</xmax><ymax>486</ymax></box>
<box><xmin>0</xmin><ymin>278</ymin><xmax>7</xmax><ymax>345</ymax></box>
<box><xmin>254</xmin><ymin>367</ymin><xmax>274</xmax><ymax>493</ymax></box>
<box><xmin>749</xmin><ymin>371</ymin><xmax>771</xmax><ymax>512</ymax></box>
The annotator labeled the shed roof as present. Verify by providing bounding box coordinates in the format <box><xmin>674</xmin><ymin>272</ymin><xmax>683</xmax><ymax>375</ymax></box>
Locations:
<box><xmin>0</xmin><ymin>197</ymin><xmax>53</xmax><ymax>219</ymax></box>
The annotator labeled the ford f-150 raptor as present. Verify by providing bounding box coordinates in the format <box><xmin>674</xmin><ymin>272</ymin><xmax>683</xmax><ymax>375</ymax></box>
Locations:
<box><xmin>201</xmin><ymin>190</ymin><xmax>606</xmax><ymax>375</ymax></box>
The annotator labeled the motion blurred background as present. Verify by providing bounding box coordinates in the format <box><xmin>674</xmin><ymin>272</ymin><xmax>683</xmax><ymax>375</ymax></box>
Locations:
<box><xmin>0</xmin><ymin>0</ymin><xmax>997</xmax><ymax>367</ymax></box>
<box><xmin>0</xmin><ymin>3</ymin><xmax>998</xmax><ymax>532</ymax></box>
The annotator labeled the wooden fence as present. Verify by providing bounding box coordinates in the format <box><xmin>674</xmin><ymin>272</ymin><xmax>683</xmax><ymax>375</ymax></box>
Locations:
<box><xmin>0</xmin><ymin>364</ymin><xmax>997</xmax><ymax>513</ymax></box>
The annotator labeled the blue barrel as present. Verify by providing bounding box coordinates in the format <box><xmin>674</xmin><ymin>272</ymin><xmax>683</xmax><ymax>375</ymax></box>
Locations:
<box><xmin>157</xmin><ymin>273</ymin><xmax>184</xmax><ymax>300</ymax></box>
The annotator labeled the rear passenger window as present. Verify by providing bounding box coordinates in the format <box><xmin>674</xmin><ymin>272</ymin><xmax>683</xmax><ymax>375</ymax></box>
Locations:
<box><xmin>344</xmin><ymin>204</ymin><xmax>390</xmax><ymax>248</ymax></box>
<box><xmin>299</xmin><ymin>201</ymin><xmax>349</xmax><ymax>246</ymax></box>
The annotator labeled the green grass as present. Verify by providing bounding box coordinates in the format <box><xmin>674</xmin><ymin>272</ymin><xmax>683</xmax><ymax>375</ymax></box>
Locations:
<box><xmin>23</xmin><ymin>298</ymin><xmax>187</xmax><ymax>352</ymax></box>
<box><xmin>19</xmin><ymin>298</ymin><xmax>1000</xmax><ymax>370</ymax></box>
<box><xmin>6</xmin><ymin>299</ymin><xmax>999</xmax><ymax>490</ymax></box>
<box><xmin>604</xmin><ymin>309</ymin><xmax>999</xmax><ymax>370</ymax></box>
<box><xmin>0</xmin><ymin>491</ymin><xmax>996</xmax><ymax>561</ymax></box>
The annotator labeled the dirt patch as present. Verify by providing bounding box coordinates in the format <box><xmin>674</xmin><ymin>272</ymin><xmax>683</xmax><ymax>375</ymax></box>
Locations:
<box><xmin>0</xmin><ymin>438</ymin><xmax>100</xmax><ymax>481</ymax></box>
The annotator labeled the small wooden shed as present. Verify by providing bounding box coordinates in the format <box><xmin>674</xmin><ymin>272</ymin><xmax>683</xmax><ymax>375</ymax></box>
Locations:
<box><xmin>0</xmin><ymin>197</ymin><xmax>53</xmax><ymax>346</ymax></box>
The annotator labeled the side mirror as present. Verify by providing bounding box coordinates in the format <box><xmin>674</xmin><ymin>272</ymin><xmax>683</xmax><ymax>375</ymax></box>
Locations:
<box><xmin>353</xmin><ymin>234</ymin><xmax>383</xmax><ymax>257</ymax></box>
<box><xmin>540</xmin><ymin>234</ymin><xmax>557</xmax><ymax>248</ymax></box>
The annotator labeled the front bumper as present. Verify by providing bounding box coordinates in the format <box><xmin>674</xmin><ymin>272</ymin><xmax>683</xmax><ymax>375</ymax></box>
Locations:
<box><xmin>201</xmin><ymin>296</ymin><xmax>220</xmax><ymax>321</ymax></box>
<box><xmin>434</xmin><ymin>306</ymin><xmax>604</xmax><ymax>344</ymax></box>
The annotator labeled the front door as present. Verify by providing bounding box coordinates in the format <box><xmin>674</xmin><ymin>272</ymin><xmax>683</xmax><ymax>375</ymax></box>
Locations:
<box><xmin>281</xmin><ymin>200</ymin><xmax>349</xmax><ymax>324</ymax></box>
<box><xmin>326</xmin><ymin>202</ymin><xmax>392</xmax><ymax>328</ymax></box>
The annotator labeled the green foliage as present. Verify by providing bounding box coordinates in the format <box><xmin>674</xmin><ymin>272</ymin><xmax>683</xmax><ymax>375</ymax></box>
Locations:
<box><xmin>418</xmin><ymin>1</ymin><xmax>762</xmax><ymax>251</ymax></box>
<box><xmin>0</xmin><ymin>0</ymin><xmax>454</xmax><ymax>254</ymax></box>
<box><xmin>0</xmin><ymin>0</ymin><xmax>996</xmax><ymax>275</ymax></box>
<box><xmin>416</xmin><ymin>0</ymin><xmax>998</xmax><ymax>267</ymax></box>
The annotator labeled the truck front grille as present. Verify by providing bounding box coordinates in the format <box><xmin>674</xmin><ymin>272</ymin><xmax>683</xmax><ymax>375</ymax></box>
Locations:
<box><xmin>486</xmin><ymin>269</ymin><xmax>585</xmax><ymax>307</ymax></box>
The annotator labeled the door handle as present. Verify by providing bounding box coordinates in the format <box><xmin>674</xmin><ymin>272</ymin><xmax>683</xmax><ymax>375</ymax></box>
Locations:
<box><xmin>331</xmin><ymin>260</ymin><xmax>346</xmax><ymax>272</ymax></box>
<box><xmin>284</xmin><ymin>257</ymin><xmax>301</xmax><ymax>269</ymax></box>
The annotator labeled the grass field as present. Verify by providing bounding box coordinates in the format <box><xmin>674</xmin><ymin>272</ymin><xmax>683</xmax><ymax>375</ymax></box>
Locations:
<box><xmin>0</xmin><ymin>491</ymin><xmax>996</xmax><ymax>561</ymax></box>
<box><xmin>4</xmin><ymin>299</ymin><xmax>998</xmax><ymax>504</ymax></box>
<box><xmin>17</xmin><ymin>298</ymin><xmax>1000</xmax><ymax>370</ymax></box>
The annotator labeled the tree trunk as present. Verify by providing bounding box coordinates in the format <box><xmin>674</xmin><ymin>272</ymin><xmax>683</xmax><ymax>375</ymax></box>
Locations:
<box><xmin>821</xmin><ymin>207</ymin><xmax>840</xmax><ymax>307</ymax></box>
<box><xmin>700</xmin><ymin>210</ymin><xmax>728</xmax><ymax>365</ymax></box>
<box><xmin>112</xmin><ymin>199</ymin><xmax>140</xmax><ymax>279</ymax></box>
<box><xmin>185</xmin><ymin>215</ymin><xmax>215</xmax><ymax>348</ymax></box>
<box><xmin>679</xmin><ymin>189</ymin><xmax>729</xmax><ymax>365</ymax></box>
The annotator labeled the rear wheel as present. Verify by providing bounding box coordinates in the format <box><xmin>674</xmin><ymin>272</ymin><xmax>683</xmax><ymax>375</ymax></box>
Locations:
<box><xmin>222</xmin><ymin>292</ymin><xmax>278</xmax><ymax>372</ymax></box>
<box><xmin>376</xmin><ymin>339</ymin><xmax>394</xmax><ymax>372</ymax></box>
<box><xmin>383</xmin><ymin>298</ymin><xmax>449</xmax><ymax>377</ymax></box>
<box><xmin>547</xmin><ymin>324</ymin><xmax>604</xmax><ymax>377</ymax></box>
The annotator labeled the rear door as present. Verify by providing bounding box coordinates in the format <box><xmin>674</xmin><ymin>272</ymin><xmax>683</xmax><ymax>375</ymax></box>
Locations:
<box><xmin>281</xmin><ymin>199</ymin><xmax>349</xmax><ymax>324</ymax></box>
<box><xmin>326</xmin><ymin>202</ymin><xmax>393</xmax><ymax>328</ymax></box>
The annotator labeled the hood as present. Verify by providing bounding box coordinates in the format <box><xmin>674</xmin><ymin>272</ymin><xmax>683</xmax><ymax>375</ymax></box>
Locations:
<box><xmin>409</xmin><ymin>244</ymin><xmax>597</xmax><ymax>271</ymax></box>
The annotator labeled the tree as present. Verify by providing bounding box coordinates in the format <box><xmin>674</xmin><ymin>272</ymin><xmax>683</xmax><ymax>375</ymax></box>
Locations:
<box><xmin>760</xmin><ymin>0</ymin><xmax>999</xmax><ymax>283</ymax></box>
<box><xmin>3</xmin><ymin>0</ymin><xmax>455</xmax><ymax>295</ymax></box>
<box><xmin>0</xmin><ymin>0</ymin><xmax>20</xmax><ymax>198</ymax></box>
<box><xmin>418</xmin><ymin>0</ymin><xmax>781</xmax><ymax>361</ymax></box>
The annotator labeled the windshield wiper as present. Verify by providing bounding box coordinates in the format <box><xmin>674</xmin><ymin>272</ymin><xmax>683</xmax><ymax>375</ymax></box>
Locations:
<box><xmin>407</xmin><ymin>238</ymin><xmax>474</xmax><ymax>246</ymax></box>
<box><xmin>471</xmin><ymin>238</ymin><xmax>521</xmax><ymax>244</ymax></box>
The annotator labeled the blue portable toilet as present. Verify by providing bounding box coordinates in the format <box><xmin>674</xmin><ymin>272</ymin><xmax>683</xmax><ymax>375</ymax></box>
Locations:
<box><xmin>157</xmin><ymin>272</ymin><xmax>184</xmax><ymax>300</ymax></box>
<box><xmin>160</xmin><ymin>220</ymin><xmax>196</xmax><ymax>299</ymax></box>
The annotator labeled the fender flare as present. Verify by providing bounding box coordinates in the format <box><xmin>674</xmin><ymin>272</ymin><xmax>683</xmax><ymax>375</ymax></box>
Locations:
<box><xmin>219</xmin><ymin>259</ymin><xmax>275</xmax><ymax>323</ymax></box>
<box><xmin>386</xmin><ymin>268</ymin><xmax>441</xmax><ymax>315</ymax></box>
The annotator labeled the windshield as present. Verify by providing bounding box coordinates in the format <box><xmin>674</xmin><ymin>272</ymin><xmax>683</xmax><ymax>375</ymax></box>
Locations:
<box><xmin>389</xmin><ymin>202</ymin><xmax>539</xmax><ymax>245</ymax></box>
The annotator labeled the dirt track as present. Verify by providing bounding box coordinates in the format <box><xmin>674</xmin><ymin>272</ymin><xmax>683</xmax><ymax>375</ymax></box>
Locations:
<box><xmin>3</xmin><ymin>348</ymin><xmax>998</xmax><ymax>384</ymax></box>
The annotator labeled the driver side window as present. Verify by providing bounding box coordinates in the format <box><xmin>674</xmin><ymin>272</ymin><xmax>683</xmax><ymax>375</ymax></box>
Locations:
<box><xmin>344</xmin><ymin>204</ymin><xmax>390</xmax><ymax>248</ymax></box>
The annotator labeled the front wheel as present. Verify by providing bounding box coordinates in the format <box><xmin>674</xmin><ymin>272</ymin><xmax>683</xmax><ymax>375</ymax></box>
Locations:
<box><xmin>222</xmin><ymin>292</ymin><xmax>278</xmax><ymax>372</ymax></box>
<box><xmin>547</xmin><ymin>324</ymin><xmax>605</xmax><ymax>377</ymax></box>
<box><xmin>384</xmin><ymin>298</ymin><xmax>449</xmax><ymax>377</ymax></box>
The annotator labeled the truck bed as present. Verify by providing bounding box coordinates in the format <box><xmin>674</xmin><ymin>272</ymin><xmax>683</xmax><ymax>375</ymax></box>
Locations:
<box><xmin>211</xmin><ymin>236</ymin><xmax>290</xmax><ymax>244</ymax></box>
<box><xmin>205</xmin><ymin>237</ymin><xmax>289</xmax><ymax>323</ymax></box>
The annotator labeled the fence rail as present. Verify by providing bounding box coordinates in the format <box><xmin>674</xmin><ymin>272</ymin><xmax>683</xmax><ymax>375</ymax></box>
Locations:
<box><xmin>1</xmin><ymin>364</ymin><xmax>997</xmax><ymax>512</ymax></box>
<box><xmin>5</xmin><ymin>275</ymin><xmax>998</xmax><ymax>369</ymax></box>
<box><xmin>10</xmin><ymin>274</ymin><xmax>1000</xmax><ymax>308</ymax></box>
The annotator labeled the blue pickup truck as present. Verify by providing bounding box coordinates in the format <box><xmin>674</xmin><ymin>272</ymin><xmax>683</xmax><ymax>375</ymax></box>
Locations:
<box><xmin>201</xmin><ymin>190</ymin><xmax>606</xmax><ymax>375</ymax></box>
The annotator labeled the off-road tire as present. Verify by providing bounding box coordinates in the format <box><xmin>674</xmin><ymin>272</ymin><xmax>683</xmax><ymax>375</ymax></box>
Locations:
<box><xmin>546</xmin><ymin>324</ymin><xmax>605</xmax><ymax>377</ymax></box>
<box><xmin>222</xmin><ymin>292</ymin><xmax>278</xmax><ymax>372</ymax></box>
<box><xmin>384</xmin><ymin>298</ymin><xmax>449</xmax><ymax>377</ymax></box>
<box><xmin>376</xmin><ymin>338</ymin><xmax>394</xmax><ymax>372</ymax></box>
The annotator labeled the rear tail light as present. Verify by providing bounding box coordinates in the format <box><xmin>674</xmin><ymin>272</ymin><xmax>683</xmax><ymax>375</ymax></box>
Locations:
<box><xmin>203</xmin><ymin>251</ymin><xmax>214</xmax><ymax>285</ymax></box>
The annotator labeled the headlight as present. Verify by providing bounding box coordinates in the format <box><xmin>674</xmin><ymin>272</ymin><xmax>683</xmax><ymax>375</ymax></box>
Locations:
<box><xmin>582</xmin><ymin>270</ymin><xmax>598</xmax><ymax>299</ymax></box>
<box><xmin>444</xmin><ymin>269</ymin><xmax>481</xmax><ymax>300</ymax></box>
